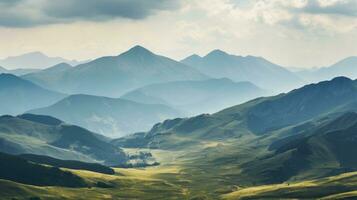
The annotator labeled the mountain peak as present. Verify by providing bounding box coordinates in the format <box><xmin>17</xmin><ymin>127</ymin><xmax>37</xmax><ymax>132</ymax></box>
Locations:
<box><xmin>181</xmin><ymin>54</ymin><xmax>202</xmax><ymax>63</ymax></box>
<box><xmin>187</xmin><ymin>54</ymin><xmax>201</xmax><ymax>59</ymax></box>
<box><xmin>205</xmin><ymin>49</ymin><xmax>229</xmax><ymax>58</ymax></box>
<box><xmin>124</xmin><ymin>45</ymin><xmax>154</xmax><ymax>56</ymax></box>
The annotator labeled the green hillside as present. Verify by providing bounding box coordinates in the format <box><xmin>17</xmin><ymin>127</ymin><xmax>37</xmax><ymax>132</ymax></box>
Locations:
<box><xmin>0</xmin><ymin>152</ymin><xmax>87</xmax><ymax>187</ymax></box>
<box><xmin>0</xmin><ymin>114</ymin><xmax>127</xmax><ymax>165</ymax></box>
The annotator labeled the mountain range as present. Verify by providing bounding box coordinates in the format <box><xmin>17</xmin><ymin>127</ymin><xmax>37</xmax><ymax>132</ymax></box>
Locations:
<box><xmin>181</xmin><ymin>50</ymin><xmax>303</xmax><ymax>92</ymax></box>
<box><xmin>23</xmin><ymin>46</ymin><xmax>208</xmax><ymax>97</ymax></box>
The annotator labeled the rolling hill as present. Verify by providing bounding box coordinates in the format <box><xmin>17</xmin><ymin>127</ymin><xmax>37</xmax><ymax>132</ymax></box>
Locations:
<box><xmin>0</xmin><ymin>152</ymin><xmax>87</xmax><ymax>187</ymax></box>
<box><xmin>181</xmin><ymin>50</ymin><xmax>303</xmax><ymax>92</ymax></box>
<box><xmin>0</xmin><ymin>73</ymin><xmax>65</xmax><ymax>115</ymax></box>
<box><xmin>23</xmin><ymin>46</ymin><xmax>208</xmax><ymax>97</ymax></box>
<box><xmin>0</xmin><ymin>114</ymin><xmax>127</xmax><ymax>166</ymax></box>
<box><xmin>28</xmin><ymin>94</ymin><xmax>182</xmax><ymax>137</ymax></box>
<box><xmin>122</xmin><ymin>78</ymin><xmax>267</xmax><ymax>115</ymax></box>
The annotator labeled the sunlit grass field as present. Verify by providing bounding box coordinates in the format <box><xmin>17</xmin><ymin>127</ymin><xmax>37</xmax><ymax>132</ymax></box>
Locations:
<box><xmin>4</xmin><ymin>146</ymin><xmax>357</xmax><ymax>200</ymax></box>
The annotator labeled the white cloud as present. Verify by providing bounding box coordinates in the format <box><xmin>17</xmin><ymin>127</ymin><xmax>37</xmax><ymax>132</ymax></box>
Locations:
<box><xmin>0</xmin><ymin>0</ymin><xmax>357</xmax><ymax>68</ymax></box>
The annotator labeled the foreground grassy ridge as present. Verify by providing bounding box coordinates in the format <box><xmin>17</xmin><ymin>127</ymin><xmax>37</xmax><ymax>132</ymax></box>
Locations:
<box><xmin>223</xmin><ymin>172</ymin><xmax>357</xmax><ymax>200</ymax></box>
<box><xmin>5</xmin><ymin>165</ymin><xmax>357</xmax><ymax>200</ymax></box>
<box><xmin>0</xmin><ymin>165</ymin><xmax>189</xmax><ymax>200</ymax></box>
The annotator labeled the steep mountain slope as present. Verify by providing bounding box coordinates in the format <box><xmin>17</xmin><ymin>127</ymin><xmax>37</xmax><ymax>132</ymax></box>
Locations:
<box><xmin>297</xmin><ymin>56</ymin><xmax>357</xmax><ymax>82</ymax></box>
<box><xmin>114</xmin><ymin>77</ymin><xmax>357</xmax><ymax>149</ymax></box>
<box><xmin>0</xmin><ymin>114</ymin><xmax>127</xmax><ymax>165</ymax></box>
<box><xmin>23</xmin><ymin>46</ymin><xmax>208</xmax><ymax>97</ymax></box>
<box><xmin>181</xmin><ymin>50</ymin><xmax>303</xmax><ymax>92</ymax></box>
<box><xmin>28</xmin><ymin>94</ymin><xmax>182</xmax><ymax>137</ymax></box>
<box><xmin>0</xmin><ymin>51</ymin><xmax>82</xmax><ymax>69</ymax></box>
<box><xmin>242</xmin><ymin>112</ymin><xmax>357</xmax><ymax>184</ymax></box>
<box><xmin>0</xmin><ymin>152</ymin><xmax>87</xmax><ymax>187</ymax></box>
<box><xmin>0</xmin><ymin>73</ymin><xmax>65</xmax><ymax>115</ymax></box>
<box><xmin>122</xmin><ymin>78</ymin><xmax>267</xmax><ymax>115</ymax></box>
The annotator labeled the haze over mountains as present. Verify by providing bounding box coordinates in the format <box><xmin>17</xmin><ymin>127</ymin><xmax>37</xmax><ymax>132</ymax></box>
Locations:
<box><xmin>0</xmin><ymin>52</ymin><xmax>83</xmax><ymax>69</ymax></box>
<box><xmin>115</xmin><ymin>77</ymin><xmax>357</xmax><ymax>149</ymax></box>
<box><xmin>0</xmin><ymin>65</ymin><xmax>39</xmax><ymax>76</ymax></box>
<box><xmin>122</xmin><ymin>78</ymin><xmax>267</xmax><ymax>115</ymax></box>
<box><xmin>181</xmin><ymin>49</ymin><xmax>303</xmax><ymax>92</ymax></box>
<box><xmin>297</xmin><ymin>56</ymin><xmax>357</xmax><ymax>82</ymax></box>
<box><xmin>28</xmin><ymin>94</ymin><xmax>182</xmax><ymax>137</ymax></box>
<box><xmin>0</xmin><ymin>74</ymin><xmax>65</xmax><ymax>115</ymax></box>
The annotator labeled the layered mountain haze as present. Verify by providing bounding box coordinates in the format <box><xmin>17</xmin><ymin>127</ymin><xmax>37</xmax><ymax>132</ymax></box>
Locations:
<box><xmin>115</xmin><ymin>77</ymin><xmax>357</xmax><ymax>149</ymax></box>
<box><xmin>297</xmin><ymin>56</ymin><xmax>357</xmax><ymax>82</ymax></box>
<box><xmin>0</xmin><ymin>73</ymin><xmax>65</xmax><ymax>115</ymax></box>
<box><xmin>122</xmin><ymin>78</ymin><xmax>267</xmax><ymax>115</ymax></box>
<box><xmin>182</xmin><ymin>49</ymin><xmax>303</xmax><ymax>92</ymax></box>
<box><xmin>0</xmin><ymin>52</ymin><xmax>83</xmax><ymax>69</ymax></box>
<box><xmin>0</xmin><ymin>66</ymin><xmax>39</xmax><ymax>76</ymax></box>
<box><xmin>23</xmin><ymin>46</ymin><xmax>208</xmax><ymax>97</ymax></box>
<box><xmin>28</xmin><ymin>94</ymin><xmax>182</xmax><ymax>137</ymax></box>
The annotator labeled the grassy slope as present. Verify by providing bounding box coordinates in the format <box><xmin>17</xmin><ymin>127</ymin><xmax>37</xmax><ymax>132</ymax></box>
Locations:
<box><xmin>0</xmin><ymin>165</ymin><xmax>189</xmax><ymax>200</ymax></box>
<box><xmin>223</xmin><ymin>171</ymin><xmax>357</xmax><ymax>200</ymax></box>
<box><xmin>5</xmin><ymin>158</ymin><xmax>357</xmax><ymax>200</ymax></box>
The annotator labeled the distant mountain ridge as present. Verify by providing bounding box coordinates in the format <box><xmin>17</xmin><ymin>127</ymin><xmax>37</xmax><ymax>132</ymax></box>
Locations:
<box><xmin>23</xmin><ymin>46</ymin><xmax>208</xmax><ymax>97</ymax></box>
<box><xmin>0</xmin><ymin>52</ymin><xmax>83</xmax><ymax>69</ymax></box>
<box><xmin>297</xmin><ymin>56</ymin><xmax>357</xmax><ymax>82</ymax></box>
<box><xmin>181</xmin><ymin>49</ymin><xmax>303</xmax><ymax>92</ymax></box>
<box><xmin>0</xmin><ymin>65</ymin><xmax>39</xmax><ymax>76</ymax></box>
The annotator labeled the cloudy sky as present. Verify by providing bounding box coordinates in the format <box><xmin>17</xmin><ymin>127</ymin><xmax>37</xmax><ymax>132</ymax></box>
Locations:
<box><xmin>0</xmin><ymin>0</ymin><xmax>356</xmax><ymax>68</ymax></box>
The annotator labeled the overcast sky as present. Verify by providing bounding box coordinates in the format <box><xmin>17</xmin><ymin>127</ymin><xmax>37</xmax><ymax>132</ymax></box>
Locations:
<box><xmin>0</xmin><ymin>0</ymin><xmax>356</xmax><ymax>68</ymax></box>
